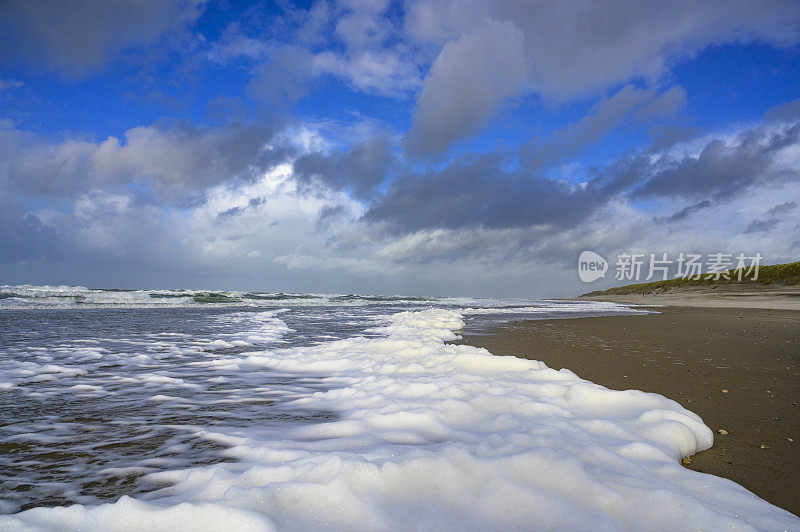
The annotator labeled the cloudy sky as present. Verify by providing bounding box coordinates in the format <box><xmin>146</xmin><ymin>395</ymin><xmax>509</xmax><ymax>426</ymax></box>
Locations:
<box><xmin>1</xmin><ymin>0</ymin><xmax>799</xmax><ymax>297</ymax></box>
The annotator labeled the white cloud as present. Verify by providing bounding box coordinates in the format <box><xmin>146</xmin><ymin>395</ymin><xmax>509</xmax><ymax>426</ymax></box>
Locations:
<box><xmin>0</xmin><ymin>77</ymin><xmax>24</xmax><ymax>92</ymax></box>
<box><xmin>5</xmin><ymin>123</ymin><xmax>277</xmax><ymax>200</ymax></box>
<box><xmin>313</xmin><ymin>49</ymin><xmax>421</xmax><ymax>95</ymax></box>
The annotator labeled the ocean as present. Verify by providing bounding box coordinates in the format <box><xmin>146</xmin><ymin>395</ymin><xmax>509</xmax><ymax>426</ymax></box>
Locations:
<box><xmin>0</xmin><ymin>286</ymin><xmax>797</xmax><ymax>530</ymax></box>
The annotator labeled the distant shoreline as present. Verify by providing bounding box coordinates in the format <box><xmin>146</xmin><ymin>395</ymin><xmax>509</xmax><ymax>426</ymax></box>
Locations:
<box><xmin>577</xmin><ymin>260</ymin><xmax>800</xmax><ymax>310</ymax></box>
<box><xmin>578</xmin><ymin>284</ymin><xmax>800</xmax><ymax>310</ymax></box>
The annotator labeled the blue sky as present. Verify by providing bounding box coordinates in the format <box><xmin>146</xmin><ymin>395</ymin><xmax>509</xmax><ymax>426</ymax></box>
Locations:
<box><xmin>1</xmin><ymin>0</ymin><xmax>799</xmax><ymax>296</ymax></box>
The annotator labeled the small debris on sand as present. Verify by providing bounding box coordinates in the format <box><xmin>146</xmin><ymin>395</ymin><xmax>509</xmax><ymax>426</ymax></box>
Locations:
<box><xmin>718</xmin><ymin>429</ymin><xmax>728</xmax><ymax>435</ymax></box>
<box><xmin>682</xmin><ymin>456</ymin><xmax>692</xmax><ymax>465</ymax></box>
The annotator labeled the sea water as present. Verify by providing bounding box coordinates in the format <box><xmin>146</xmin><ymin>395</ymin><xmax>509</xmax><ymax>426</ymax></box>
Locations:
<box><xmin>0</xmin><ymin>286</ymin><xmax>797</xmax><ymax>530</ymax></box>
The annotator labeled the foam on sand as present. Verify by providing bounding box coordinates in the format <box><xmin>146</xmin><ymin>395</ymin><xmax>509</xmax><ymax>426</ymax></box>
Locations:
<box><xmin>3</xmin><ymin>307</ymin><xmax>798</xmax><ymax>530</ymax></box>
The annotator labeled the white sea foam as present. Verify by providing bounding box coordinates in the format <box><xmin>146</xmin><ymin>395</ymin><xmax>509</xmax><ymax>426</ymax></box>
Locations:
<box><xmin>3</xmin><ymin>305</ymin><xmax>797</xmax><ymax>531</ymax></box>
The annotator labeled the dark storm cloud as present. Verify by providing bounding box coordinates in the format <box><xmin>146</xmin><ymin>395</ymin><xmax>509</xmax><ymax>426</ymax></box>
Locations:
<box><xmin>0</xmin><ymin>0</ymin><xmax>205</xmax><ymax>76</ymax></box>
<box><xmin>216</xmin><ymin>198</ymin><xmax>267</xmax><ymax>221</ymax></box>
<box><xmin>636</xmin><ymin>122</ymin><xmax>800</xmax><ymax>200</ymax></box>
<box><xmin>743</xmin><ymin>200</ymin><xmax>798</xmax><ymax>235</ymax></box>
<box><xmin>662</xmin><ymin>200</ymin><xmax>713</xmax><ymax>223</ymax></box>
<box><xmin>368</xmin><ymin>118</ymin><xmax>800</xmax><ymax>236</ymax></box>
<box><xmin>3</xmin><ymin>122</ymin><xmax>284</xmax><ymax>202</ymax></box>
<box><xmin>0</xmin><ymin>199</ymin><xmax>64</xmax><ymax>264</ymax></box>
<box><xmin>293</xmin><ymin>136</ymin><xmax>397</xmax><ymax>199</ymax></box>
<box><xmin>366</xmin><ymin>153</ymin><xmax>614</xmax><ymax>233</ymax></box>
<box><xmin>744</xmin><ymin>218</ymin><xmax>778</xmax><ymax>234</ymax></box>
<box><xmin>768</xmin><ymin>201</ymin><xmax>798</xmax><ymax>216</ymax></box>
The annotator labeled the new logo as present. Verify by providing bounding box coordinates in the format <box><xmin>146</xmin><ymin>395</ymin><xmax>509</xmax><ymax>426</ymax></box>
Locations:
<box><xmin>578</xmin><ymin>251</ymin><xmax>608</xmax><ymax>282</ymax></box>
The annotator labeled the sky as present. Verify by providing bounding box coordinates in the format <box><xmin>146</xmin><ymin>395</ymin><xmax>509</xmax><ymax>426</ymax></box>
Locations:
<box><xmin>1</xmin><ymin>0</ymin><xmax>799</xmax><ymax>297</ymax></box>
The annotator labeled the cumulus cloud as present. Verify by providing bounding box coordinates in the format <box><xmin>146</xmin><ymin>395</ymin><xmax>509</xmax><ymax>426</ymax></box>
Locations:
<box><xmin>403</xmin><ymin>20</ymin><xmax>528</xmax><ymax>158</ymax></box>
<box><xmin>313</xmin><ymin>50</ymin><xmax>421</xmax><ymax>95</ymax></box>
<box><xmin>406</xmin><ymin>0</ymin><xmax>800</xmax><ymax>95</ymax></box>
<box><xmin>743</xmin><ymin>200</ymin><xmax>798</xmax><ymax>235</ymax></box>
<box><xmin>216</xmin><ymin>1</ymin><xmax>419</xmax><ymax>98</ymax></box>
<box><xmin>333</xmin><ymin>0</ymin><xmax>394</xmax><ymax>50</ymax></box>
<box><xmin>635</xmin><ymin>122</ymin><xmax>800</xmax><ymax>199</ymax></box>
<box><xmin>205</xmin><ymin>0</ymin><xmax>800</xmax><ymax>157</ymax></box>
<box><xmin>247</xmin><ymin>46</ymin><xmax>317</xmax><ymax>111</ymax></box>
<box><xmin>4</xmin><ymin>123</ymin><xmax>281</xmax><ymax>201</ymax></box>
<box><xmin>0</xmin><ymin>198</ymin><xmax>64</xmax><ymax>264</ymax></box>
<box><xmin>366</xmin><ymin>153</ymin><xmax>611</xmax><ymax>232</ymax></box>
<box><xmin>361</xmin><ymin>178</ymin><xmax>800</xmax><ymax>296</ymax></box>
<box><xmin>293</xmin><ymin>135</ymin><xmax>396</xmax><ymax>199</ymax></box>
<box><xmin>3</xmin><ymin>115</ymin><xmax>799</xmax><ymax>296</ymax></box>
<box><xmin>0</xmin><ymin>158</ymin><xmax>371</xmax><ymax>289</ymax></box>
<box><xmin>0</xmin><ymin>0</ymin><xmax>206</xmax><ymax>75</ymax></box>
<box><xmin>314</xmin><ymin>0</ymin><xmax>421</xmax><ymax>94</ymax></box>
<box><xmin>365</xmin><ymin>115</ymin><xmax>800</xmax><ymax>270</ymax></box>
<box><xmin>403</xmin><ymin>0</ymin><xmax>800</xmax><ymax>155</ymax></box>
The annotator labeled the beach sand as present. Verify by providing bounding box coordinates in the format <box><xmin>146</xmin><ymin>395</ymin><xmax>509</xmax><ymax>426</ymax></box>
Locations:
<box><xmin>579</xmin><ymin>284</ymin><xmax>800</xmax><ymax>310</ymax></box>
<box><xmin>459</xmin><ymin>306</ymin><xmax>800</xmax><ymax>516</ymax></box>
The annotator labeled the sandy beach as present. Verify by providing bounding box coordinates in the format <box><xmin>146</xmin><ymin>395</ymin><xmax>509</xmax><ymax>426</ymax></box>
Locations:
<box><xmin>579</xmin><ymin>284</ymin><xmax>800</xmax><ymax>310</ymax></box>
<box><xmin>459</xmin><ymin>305</ymin><xmax>800</xmax><ymax>516</ymax></box>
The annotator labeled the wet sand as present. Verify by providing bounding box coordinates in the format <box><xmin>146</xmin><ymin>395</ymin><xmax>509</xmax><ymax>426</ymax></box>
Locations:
<box><xmin>459</xmin><ymin>306</ymin><xmax>800</xmax><ymax>516</ymax></box>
